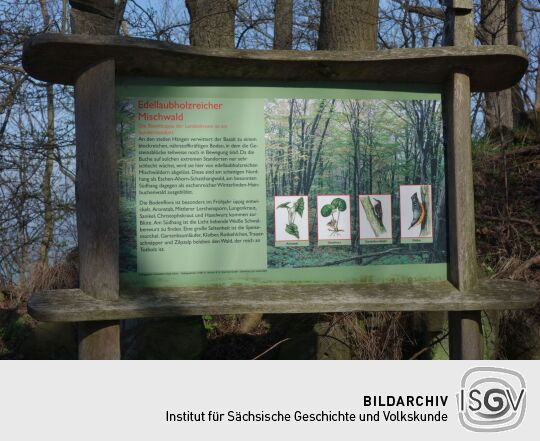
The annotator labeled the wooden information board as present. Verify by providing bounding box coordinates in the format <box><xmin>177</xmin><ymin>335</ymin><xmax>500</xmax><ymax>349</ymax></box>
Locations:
<box><xmin>117</xmin><ymin>80</ymin><xmax>446</xmax><ymax>290</ymax></box>
<box><xmin>20</xmin><ymin>25</ymin><xmax>539</xmax><ymax>359</ymax></box>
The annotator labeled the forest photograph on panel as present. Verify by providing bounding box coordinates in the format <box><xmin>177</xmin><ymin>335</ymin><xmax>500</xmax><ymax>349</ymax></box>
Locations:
<box><xmin>265</xmin><ymin>98</ymin><xmax>445</xmax><ymax>269</ymax></box>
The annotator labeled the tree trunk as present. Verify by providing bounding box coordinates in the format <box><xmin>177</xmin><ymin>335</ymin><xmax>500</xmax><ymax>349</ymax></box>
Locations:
<box><xmin>70</xmin><ymin>0</ymin><xmax>112</xmax><ymax>34</ymax></box>
<box><xmin>39</xmin><ymin>84</ymin><xmax>55</xmax><ymax>265</ymax></box>
<box><xmin>419</xmin><ymin>184</ymin><xmax>431</xmax><ymax>237</ymax></box>
<box><xmin>69</xmin><ymin>0</ymin><xmax>127</xmax><ymax>34</ymax></box>
<box><xmin>186</xmin><ymin>0</ymin><xmax>237</xmax><ymax>48</ymax></box>
<box><xmin>16</xmin><ymin>148</ymin><xmax>29</xmax><ymax>284</ymax></box>
<box><xmin>38</xmin><ymin>0</ymin><xmax>55</xmax><ymax>265</ymax></box>
<box><xmin>288</xmin><ymin>99</ymin><xmax>295</xmax><ymax>194</ymax></box>
<box><xmin>507</xmin><ymin>0</ymin><xmax>525</xmax><ymax>126</ymax></box>
<box><xmin>536</xmin><ymin>51</ymin><xmax>540</xmax><ymax>113</ymax></box>
<box><xmin>480</xmin><ymin>0</ymin><xmax>513</xmax><ymax>138</ymax></box>
<box><xmin>318</xmin><ymin>0</ymin><xmax>379</xmax><ymax>50</ymax></box>
<box><xmin>433</xmin><ymin>179</ymin><xmax>446</xmax><ymax>260</ymax></box>
<box><xmin>274</xmin><ymin>0</ymin><xmax>293</xmax><ymax>50</ymax></box>
<box><xmin>359</xmin><ymin>196</ymin><xmax>386</xmax><ymax>236</ymax></box>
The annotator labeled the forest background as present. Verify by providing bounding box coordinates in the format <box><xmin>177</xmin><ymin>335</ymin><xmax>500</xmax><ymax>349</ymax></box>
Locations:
<box><xmin>0</xmin><ymin>0</ymin><xmax>539</xmax><ymax>360</ymax></box>
<box><xmin>264</xmin><ymin>97</ymin><xmax>445</xmax><ymax>268</ymax></box>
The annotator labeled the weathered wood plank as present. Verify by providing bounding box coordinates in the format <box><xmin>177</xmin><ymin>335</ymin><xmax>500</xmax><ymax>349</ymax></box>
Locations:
<box><xmin>75</xmin><ymin>59</ymin><xmax>120</xmax><ymax>359</ymax></box>
<box><xmin>27</xmin><ymin>279</ymin><xmax>539</xmax><ymax>322</ymax></box>
<box><xmin>22</xmin><ymin>33</ymin><xmax>527</xmax><ymax>92</ymax></box>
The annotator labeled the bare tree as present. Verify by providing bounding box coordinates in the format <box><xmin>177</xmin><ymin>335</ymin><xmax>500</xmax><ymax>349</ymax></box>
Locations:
<box><xmin>38</xmin><ymin>0</ymin><xmax>62</xmax><ymax>265</ymax></box>
<box><xmin>508</xmin><ymin>0</ymin><xmax>526</xmax><ymax>124</ymax></box>
<box><xmin>536</xmin><ymin>51</ymin><xmax>540</xmax><ymax>112</ymax></box>
<box><xmin>1</xmin><ymin>1</ymin><xmax>77</xmax><ymax>284</ymax></box>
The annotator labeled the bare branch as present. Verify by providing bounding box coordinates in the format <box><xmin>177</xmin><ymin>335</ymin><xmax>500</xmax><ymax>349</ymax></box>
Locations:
<box><xmin>522</xmin><ymin>2</ymin><xmax>540</xmax><ymax>13</ymax></box>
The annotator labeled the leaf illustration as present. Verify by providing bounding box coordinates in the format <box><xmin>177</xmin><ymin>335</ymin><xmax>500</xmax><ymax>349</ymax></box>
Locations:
<box><xmin>320</xmin><ymin>204</ymin><xmax>333</xmax><ymax>217</ymax></box>
<box><xmin>277</xmin><ymin>202</ymin><xmax>290</xmax><ymax>209</ymax></box>
<box><xmin>285</xmin><ymin>223</ymin><xmax>299</xmax><ymax>239</ymax></box>
<box><xmin>331</xmin><ymin>197</ymin><xmax>347</xmax><ymax>212</ymax></box>
<box><xmin>294</xmin><ymin>197</ymin><xmax>304</xmax><ymax>217</ymax></box>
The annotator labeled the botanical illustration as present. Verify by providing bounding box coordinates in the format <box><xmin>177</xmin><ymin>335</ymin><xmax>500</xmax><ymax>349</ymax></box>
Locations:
<box><xmin>265</xmin><ymin>98</ymin><xmax>445</xmax><ymax>267</ymax></box>
<box><xmin>277</xmin><ymin>197</ymin><xmax>305</xmax><ymax>239</ymax></box>
<box><xmin>274</xmin><ymin>195</ymin><xmax>309</xmax><ymax>243</ymax></box>
<box><xmin>317</xmin><ymin>195</ymin><xmax>351</xmax><ymax>244</ymax></box>
<box><xmin>320</xmin><ymin>197</ymin><xmax>347</xmax><ymax>236</ymax></box>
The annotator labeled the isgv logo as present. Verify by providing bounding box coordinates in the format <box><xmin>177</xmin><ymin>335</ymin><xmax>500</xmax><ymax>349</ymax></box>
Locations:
<box><xmin>457</xmin><ymin>367</ymin><xmax>526</xmax><ymax>432</ymax></box>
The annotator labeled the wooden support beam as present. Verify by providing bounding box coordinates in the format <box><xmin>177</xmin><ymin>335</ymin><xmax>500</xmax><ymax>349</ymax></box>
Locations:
<box><xmin>27</xmin><ymin>279</ymin><xmax>539</xmax><ymax>322</ymax></box>
<box><xmin>450</xmin><ymin>0</ymin><xmax>473</xmax><ymax>12</ymax></box>
<box><xmin>444</xmin><ymin>72</ymin><xmax>478</xmax><ymax>291</ymax></box>
<box><xmin>444</xmin><ymin>1</ymin><xmax>475</xmax><ymax>46</ymax></box>
<box><xmin>444</xmin><ymin>0</ymin><xmax>483</xmax><ymax>360</ymax></box>
<box><xmin>78</xmin><ymin>321</ymin><xmax>121</xmax><ymax>360</ymax></box>
<box><xmin>22</xmin><ymin>34</ymin><xmax>528</xmax><ymax>92</ymax></box>
<box><xmin>449</xmin><ymin>311</ymin><xmax>484</xmax><ymax>359</ymax></box>
<box><xmin>75</xmin><ymin>59</ymin><xmax>120</xmax><ymax>359</ymax></box>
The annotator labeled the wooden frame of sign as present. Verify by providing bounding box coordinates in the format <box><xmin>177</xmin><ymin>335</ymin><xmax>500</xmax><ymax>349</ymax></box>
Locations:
<box><xmin>22</xmin><ymin>2</ymin><xmax>538</xmax><ymax>360</ymax></box>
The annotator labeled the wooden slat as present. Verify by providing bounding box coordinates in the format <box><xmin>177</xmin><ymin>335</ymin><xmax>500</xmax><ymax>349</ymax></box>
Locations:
<box><xmin>22</xmin><ymin>33</ymin><xmax>528</xmax><ymax>92</ymax></box>
<box><xmin>27</xmin><ymin>279</ymin><xmax>539</xmax><ymax>322</ymax></box>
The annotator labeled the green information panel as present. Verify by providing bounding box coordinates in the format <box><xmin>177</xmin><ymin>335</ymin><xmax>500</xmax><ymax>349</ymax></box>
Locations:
<box><xmin>116</xmin><ymin>79</ymin><xmax>447</xmax><ymax>289</ymax></box>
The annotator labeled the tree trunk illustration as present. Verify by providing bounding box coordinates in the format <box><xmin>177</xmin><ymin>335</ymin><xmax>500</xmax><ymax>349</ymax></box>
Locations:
<box><xmin>420</xmin><ymin>185</ymin><xmax>431</xmax><ymax>237</ymax></box>
<box><xmin>360</xmin><ymin>196</ymin><xmax>386</xmax><ymax>236</ymax></box>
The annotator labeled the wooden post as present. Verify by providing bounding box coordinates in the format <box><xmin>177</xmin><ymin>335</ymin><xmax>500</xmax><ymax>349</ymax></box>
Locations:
<box><xmin>449</xmin><ymin>311</ymin><xmax>483</xmax><ymax>359</ymax></box>
<box><xmin>71</xmin><ymin>0</ymin><xmax>122</xmax><ymax>359</ymax></box>
<box><xmin>443</xmin><ymin>0</ymin><xmax>483</xmax><ymax>359</ymax></box>
<box><xmin>75</xmin><ymin>60</ymin><xmax>120</xmax><ymax>359</ymax></box>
